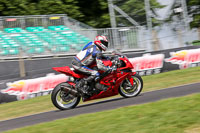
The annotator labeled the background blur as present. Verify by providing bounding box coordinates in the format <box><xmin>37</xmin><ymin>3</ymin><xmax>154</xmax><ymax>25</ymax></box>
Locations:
<box><xmin>0</xmin><ymin>0</ymin><xmax>199</xmax><ymax>78</ymax></box>
<box><xmin>0</xmin><ymin>0</ymin><xmax>199</xmax><ymax>55</ymax></box>
<box><xmin>0</xmin><ymin>0</ymin><xmax>199</xmax><ymax>103</ymax></box>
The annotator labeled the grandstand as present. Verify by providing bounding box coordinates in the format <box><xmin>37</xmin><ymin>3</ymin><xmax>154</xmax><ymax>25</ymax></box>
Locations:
<box><xmin>0</xmin><ymin>14</ymin><xmax>93</xmax><ymax>56</ymax></box>
<box><xmin>0</xmin><ymin>14</ymin><xmax>139</xmax><ymax>57</ymax></box>
<box><xmin>0</xmin><ymin>26</ymin><xmax>92</xmax><ymax>56</ymax></box>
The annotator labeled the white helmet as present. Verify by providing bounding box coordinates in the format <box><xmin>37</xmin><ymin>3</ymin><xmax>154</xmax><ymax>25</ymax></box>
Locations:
<box><xmin>94</xmin><ymin>35</ymin><xmax>109</xmax><ymax>51</ymax></box>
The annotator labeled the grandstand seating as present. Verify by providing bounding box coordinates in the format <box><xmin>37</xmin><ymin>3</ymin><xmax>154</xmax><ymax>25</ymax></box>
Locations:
<box><xmin>0</xmin><ymin>25</ymin><xmax>92</xmax><ymax>56</ymax></box>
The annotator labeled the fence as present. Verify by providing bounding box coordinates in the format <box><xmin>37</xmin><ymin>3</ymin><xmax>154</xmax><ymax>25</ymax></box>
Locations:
<box><xmin>0</xmin><ymin>14</ymin><xmax>199</xmax><ymax>56</ymax></box>
<box><xmin>75</xmin><ymin>27</ymin><xmax>139</xmax><ymax>49</ymax></box>
<box><xmin>0</xmin><ymin>26</ymin><xmax>140</xmax><ymax>58</ymax></box>
<box><xmin>0</xmin><ymin>14</ymin><xmax>92</xmax><ymax>30</ymax></box>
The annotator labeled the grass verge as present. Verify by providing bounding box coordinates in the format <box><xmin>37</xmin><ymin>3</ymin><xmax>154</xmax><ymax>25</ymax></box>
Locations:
<box><xmin>4</xmin><ymin>93</ymin><xmax>200</xmax><ymax>133</ymax></box>
<box><xmin>0</xmin><ymin>67</ymin><xmax>200</xmax><ymax>121</ymax></box>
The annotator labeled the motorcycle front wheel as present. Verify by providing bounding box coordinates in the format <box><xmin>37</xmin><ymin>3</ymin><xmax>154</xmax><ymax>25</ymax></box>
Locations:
<box><xmin>51</xmin><ymin>82</ymin><xmax>80</xmax><ymax>110</ymax></box>
<box><xmin>119</xmin><ymin>74</ymin><xmax>143</xmax><ymax>98</ymax></box>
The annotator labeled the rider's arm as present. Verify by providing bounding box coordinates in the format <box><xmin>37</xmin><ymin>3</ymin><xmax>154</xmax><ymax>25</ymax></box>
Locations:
<box><xmin>95</xmin><ymin>52</ymin><xmax>110</xmax><ymax>71</ymax></box>
<box><xmin>92</xmin><ymin>44</ymin><xmax>111</xmax><ymax>71</ymax></box>
<box><xmin>99</xmin><ymin>53</ymin><xmax>110</xmax><ymax>60</ymax></box>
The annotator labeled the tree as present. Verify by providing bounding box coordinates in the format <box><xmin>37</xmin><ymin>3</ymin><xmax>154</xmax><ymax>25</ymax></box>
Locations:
<box><xmin>187</xmin><ymin>0</ymin><xmax>200</xmax><ymax>29</ymax></box>
<box><xmin>77</xmin><ymin>0</ymin><xmax>110</xmax><ymax>28</ymax></box>
<box><xmin>37</xmin><ymin>0</ymin><xmax>84</xmax><ymax>20</ymax></box>
<box><xmin>0</xmin><ymin>0</ymin><xmax>165</xmax><ymax>28</ymax></box>
<box><xmin>0</xmin><ymin>0</ymin><xmax>84</xmax><ymax>20</ymax></box>
<box><xmin>166</xmin><ymin>0</ymin><xmax>200</xmax><ymax>40</ymax></box>
<box><xmin>187</xmin><ymin>0</ymin><xmax>200</xmax><ymax>40</ymax></box>
<box><xmin>114</xmin><ymin>0</ymin><xmax>165</xmax><ymax>27</ymax></box>
<box><xmin>0</xmin><ymin>0</ymin><xmax>108</xmax><ymax>28</ymax></box>
<box><xmin>0</xmin><ymin>0</ymin><xmax>38</xmax><ymax>16</ymax></box>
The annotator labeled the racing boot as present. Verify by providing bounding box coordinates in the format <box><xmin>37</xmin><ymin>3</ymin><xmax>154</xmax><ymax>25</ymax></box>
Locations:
<box><xmin>77</xmin><ymin>74</ymin><xmax>100</xmax><ymax>95</ymax></box>
<box><xmin>84</xmin><ymin>75</ymin><xmax>95</xmax><ymax>82</ymax></box>
<box><xmin>75</xmin><ymin>79</ymin><xmax>88</xmax><ymax>94</ymax></box>
<box><xmin>85</xmin><ymin>73</ymin><xmax>100</xmax><ymax>83</ymax></box>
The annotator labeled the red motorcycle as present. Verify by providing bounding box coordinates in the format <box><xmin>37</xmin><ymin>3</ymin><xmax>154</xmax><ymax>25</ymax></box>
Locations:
<box><xmin>51</xmin><ymin>50</ymin><xmax>143</xmax><ymax>110</ymax></box>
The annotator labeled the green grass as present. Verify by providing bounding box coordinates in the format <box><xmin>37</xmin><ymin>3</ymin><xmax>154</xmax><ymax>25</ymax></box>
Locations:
<box><xmin>142</xmin><ymin>66</ymin><xmax>200</xmax><ymax>92</ymax></box>
<box><xmin>4</xmin><ymin>93</ymin><xmax>200</xmax><ymax>133</ymax></box>
<box><xmin>0</xmin><ymin>67</ymin><xmax>200</xmax><ymax>121</ymax></box>
<box><xmin>192</xmin><ymin>40</ymin><xmax>200</xmax><ymax>46</ymax></box>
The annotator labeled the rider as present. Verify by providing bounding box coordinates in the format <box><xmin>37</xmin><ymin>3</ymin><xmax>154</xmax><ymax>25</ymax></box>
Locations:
<box><xmin>71</xmin><ymin>35</ymin><xmax>113</xmax><ymax>94</ymax></box>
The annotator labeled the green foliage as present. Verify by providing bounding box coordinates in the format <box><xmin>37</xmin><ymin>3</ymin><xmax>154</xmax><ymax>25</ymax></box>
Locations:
<box><xmin>37</xmin><ymin>0</ymin><xmax>84</xmax><ymax>20</ymax></box>
<box><xmin>192</xmin><ymin>40</ymin><xmax>200</xmax><ymax>46</ymax></box>
<box><xmin>187</xmin><ymin>0</ymin><xmax>200</xmax><ymax>28</ymax></box>
<box><xmin>77</xmin><ymin>0</ymin><xmax>110</xmax><ymax>28</ymax></box>
<box><xmin>0</xmin><ymin>0</ymin><xmax>38</xmax><ymax>15</ymax></box>
<box><xmin>0</xmin><ymin>0</ymin><xmax>166</xmax><ymax>28</ymax></box>
<box><xmin>0</xmin><ymin>0</ymin><xmax>84</xmax><ymax>21</ymax></box>
<box><xmin>167</xmin><ymin>0</ymin><xmax>200</xmax><ymax>29</ymax></box>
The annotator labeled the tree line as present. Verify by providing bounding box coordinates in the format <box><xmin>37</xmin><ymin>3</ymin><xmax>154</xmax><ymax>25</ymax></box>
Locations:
<box><xmin>0</xmin><ymin>0</ymin><xmax>199</xmax><ymax>29</ymax></box>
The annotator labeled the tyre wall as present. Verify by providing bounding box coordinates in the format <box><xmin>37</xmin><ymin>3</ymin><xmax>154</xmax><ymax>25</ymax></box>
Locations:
<box><xmin>0</xmin><ymin>46</ymin><xmax>200</xmax><ymax>103</ymax></box>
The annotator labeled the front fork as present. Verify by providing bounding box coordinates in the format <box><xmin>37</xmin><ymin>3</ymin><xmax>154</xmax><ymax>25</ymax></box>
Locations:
<box><xmin>127</xmin><ymin>72</ymin><xmax>137</xmax><ymax>86</ymax></box>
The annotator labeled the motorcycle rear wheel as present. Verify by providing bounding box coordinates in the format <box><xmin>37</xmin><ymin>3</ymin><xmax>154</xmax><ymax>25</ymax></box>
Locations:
<box><xmin>51</xmin><ymin>82</ymin><xmax>80</xmax><ymax>110</ymax></box>
<box><xmin>119</xmin><ymin>74</ymin><xmax>143</xmax><ymax>98</ymax></box>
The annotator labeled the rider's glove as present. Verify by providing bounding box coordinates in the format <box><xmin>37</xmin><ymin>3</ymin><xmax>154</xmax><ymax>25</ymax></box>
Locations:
<box><xmin>109</xmin><ymin>66</ymin><xmax>117</xmax><ymax>72</ymax></box>
<box><xmin>106</xmin><ymin>56</ymin><xmax>111</xmax><ymax>60</ymax></box>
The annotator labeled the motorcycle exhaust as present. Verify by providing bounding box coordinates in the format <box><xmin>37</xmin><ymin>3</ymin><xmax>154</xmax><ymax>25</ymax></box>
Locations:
<box><xmin>60</xmin><ymin>85</ymin><xmax>79</xmax><ymax>97</ymax></box>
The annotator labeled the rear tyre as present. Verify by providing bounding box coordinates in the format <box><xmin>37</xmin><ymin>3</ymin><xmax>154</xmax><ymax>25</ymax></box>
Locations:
<box><xmin>51</xmin><ymin>82</ymin><xmax>80</xmax><ymax>110</ymax></box>
<box><xmin>119</xmin><ymin>74</ymin><xmax>143</xmax><ymax>98</ymax></box>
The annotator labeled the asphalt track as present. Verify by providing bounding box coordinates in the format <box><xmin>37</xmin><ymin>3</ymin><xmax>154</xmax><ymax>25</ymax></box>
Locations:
<box><xmin>0</xmin><ymin>82</ymin><xmax>200</xmax><ymax>132</ymax></box>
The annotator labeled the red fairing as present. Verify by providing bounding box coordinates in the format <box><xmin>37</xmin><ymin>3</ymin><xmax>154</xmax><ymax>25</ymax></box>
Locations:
<box><xmin>83</xmin><ymin>57</ymin><xmax>135</xmax><ymax>102</ymax></box>
<box><xmin>84</xmin><ymin>71</ymin><xmax>131</xmax><ymax>101</ymax></box>
<box><xmin>52</xmin><ymin>66</ymin><xmax>85</xmax><ymax>79</ymax></box>
<box><xmin>128</xmin><ymin>72</ymin><xmax>137</xmax><ymax>86</ymax></box>
<box><xmin>52</xmin><ymin>53</ymin><xmax>137</xmax><ymax>102</ymax></box>
<box><xmin>102</xmin><ymin>60</ymin><xmax>112</xmax><ymax>67</ymax></box>
<box><xmin>118</xmin><ymin>57</ymin><xmax>134</xmax><ymax>70</ymax></box>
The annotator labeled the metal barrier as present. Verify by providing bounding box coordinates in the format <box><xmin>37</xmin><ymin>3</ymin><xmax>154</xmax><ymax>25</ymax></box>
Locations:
<box><xmin>0</xmin><ymin>14</ymin><xmax>92</xmax><ymax>30</ymax></box>
<box><xmin>2</xmin><ymin>16</ymin><xmax>23</xmax><ymax>28</ymax></box>
<box><xmin>73</xmin><ymin>27</ymin><xmax>139</xmax><ymax>49</ymax></box>
<box><xmin>0</xmin><ymin>14</ymin><xmax>199</xmax><ymax>53</ymax></box>
<box><xmin>0</xmin><ymin>27</ymin><xmax>140</xmax><ymax>58</ymax></box>
<box><xmin>0</xmin><ymin>14</ymin><xmax>141</xmax><ymax>59</ymax></box>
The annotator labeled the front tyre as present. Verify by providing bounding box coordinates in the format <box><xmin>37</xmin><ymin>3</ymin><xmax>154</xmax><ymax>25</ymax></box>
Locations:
<box><xmin>119</xmin><ymin>74</ymin><xmax>143</xmax><ymax>98</ymax></box>
<box><xmin>51</xmin><ymin>82</ymin><xmax>80</xmax><ymax>110</ymax></box>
